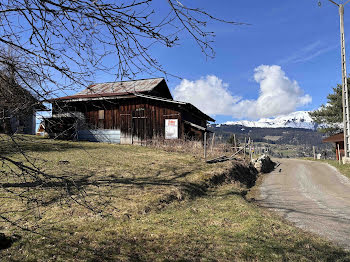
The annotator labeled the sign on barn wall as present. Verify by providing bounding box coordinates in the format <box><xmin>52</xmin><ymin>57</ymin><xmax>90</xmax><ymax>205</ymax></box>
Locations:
<box><xmin>165</xmin><ymin>119</ymin><xmax>178</xmax><ymax>139</ymax></box>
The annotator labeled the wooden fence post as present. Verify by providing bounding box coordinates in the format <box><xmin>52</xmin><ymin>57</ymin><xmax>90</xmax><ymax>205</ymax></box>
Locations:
<box><xmin>249</xmin><ymin>144</ymin><xmax>252</xmax><ymax>161</ymax></box>
<box><xmin>313</xmin><ymin>146</ymin><xmax>316</xmax><ymax>160</ymax></box>
<box><xmin>210</xmin><ymin>133</ymin><xmax>215</xmax><ymax>153</ymax></box>
<box><xmin>204</xmin><ymin>132</ymin><xmax>207</xmax><ymax>162</ymax></box>
<box><xmin>233</xmin><ymin>134</ymin><xmax>237</xmax><ymax>153</ymax></box>
<box><xmin>247</xmin><ymin>137</ymin><xmax>251</xmax><ymax>160</ymax></box>
<box><xmin>244</xmin><ymin>137</ymin><xmax>247</xmax><ymax>159</ymax></box>
<box><xmin>338</xmin><ymin>143</ymin><xmax>341</xmax><ymax>164</ymax></box>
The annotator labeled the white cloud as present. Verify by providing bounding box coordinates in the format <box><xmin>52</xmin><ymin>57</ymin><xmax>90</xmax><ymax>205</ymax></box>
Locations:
<box><xmin>173</xmin><ymin>65</ymin><xmax>312</xmax><ymax>119</ymax></box>
<box><xmin>173</xmin><ymin>75</ymin><xmax>241</xmax><ymax>116</ymax></box>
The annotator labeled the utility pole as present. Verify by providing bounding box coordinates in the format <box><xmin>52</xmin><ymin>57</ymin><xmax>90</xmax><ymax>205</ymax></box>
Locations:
<box><xmin>326</xmin><ymin>0</ymin><xmax>350</xmax><ymax>160</ymax></box>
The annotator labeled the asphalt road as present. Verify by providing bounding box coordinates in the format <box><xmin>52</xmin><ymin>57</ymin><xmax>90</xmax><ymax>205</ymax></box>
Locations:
<box><xmin>257</xmin><ymin>159</ymin><xmax>350</xmax><ymax>250</ymax></box>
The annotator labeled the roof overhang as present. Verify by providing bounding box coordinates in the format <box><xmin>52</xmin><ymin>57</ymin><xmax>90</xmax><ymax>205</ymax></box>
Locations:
<box><xmin>134</xmin><ymin>93</ymin><xmax>215</xmax><ymax>122</ymax></box>
<box><xmin>184</xmin><ymin>120</ymin><xmax>213</xmax><ymax>132</ymax></box>
<box><xmin>35</xmin><ymin>102</ymin><xmax>50</xmax><ymax>111</ymax></box>
<box><xmin>47</xmin><ymin>92</ymin><xmax>215</xmax><ymax>122</ymax></box>
<box><xmin>322</xmin><ymin>133</ymin><xmax>344</xmax><ymax>143</ymax></box>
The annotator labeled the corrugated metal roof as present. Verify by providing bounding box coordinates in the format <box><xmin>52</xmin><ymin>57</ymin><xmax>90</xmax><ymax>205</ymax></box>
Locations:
<box><xmin>48</xmin><ymin>78</ymin><xmax>215</xmax><ymax>122</ymax></box>
<box><xmin>134</xmin><ymin>93</ymin><xmax>186</xmax><ymax>105</ymax></box>
<box><xmin>76</xmin><ymin>78</ymin><xmax>164</xmax><ymax>96</ymax></box>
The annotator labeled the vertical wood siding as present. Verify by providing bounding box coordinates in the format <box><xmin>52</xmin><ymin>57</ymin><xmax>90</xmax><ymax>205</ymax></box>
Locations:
<box><xmin>69</xmin><ymin>97</ymin><xmax>206</xmax><ymax>143</ymax></box>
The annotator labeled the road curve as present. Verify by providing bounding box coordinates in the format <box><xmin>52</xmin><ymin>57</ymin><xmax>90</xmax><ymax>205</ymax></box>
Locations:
<box><xmin>257</xmin><ymin>158</ymin><xmax>350</xmax><ymax>250</ymax></box>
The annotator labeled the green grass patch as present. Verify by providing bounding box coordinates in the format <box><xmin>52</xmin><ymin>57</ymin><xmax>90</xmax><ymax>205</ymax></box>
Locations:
<box><xmin>326</xmin><ymin>160</ymin><xmax>350</xmax><ymax>179</ymax></box>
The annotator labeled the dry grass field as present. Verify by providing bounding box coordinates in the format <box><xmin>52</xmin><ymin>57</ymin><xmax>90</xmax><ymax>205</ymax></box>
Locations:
<box><xmin>0</xmin><ymin>136</ymin><xmax>349</xmax><ymax>261</ymax></box>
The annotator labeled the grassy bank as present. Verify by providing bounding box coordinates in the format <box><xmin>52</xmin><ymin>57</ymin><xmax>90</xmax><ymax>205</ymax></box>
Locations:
<box><xmin>0</xmin><ymin>136</ymin><xmax>349</xmax><ymax>261</ymax></box>
<box><xmin>322</xmin><ymin>160</ymin><xmax>350</xmax><ymax>179</ymax></box>
<box><xmin>0</xmin><ymin>135</ymin><xmax>238</xmax><ymax>220</ymax></box>
<box><xmin>304</xmin><ymin>157</ymin><xmax>350</xmax><ymax>179</ymax></box>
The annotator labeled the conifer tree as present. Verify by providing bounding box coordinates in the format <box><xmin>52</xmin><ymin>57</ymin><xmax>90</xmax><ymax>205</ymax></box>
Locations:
<box><xmin>309</xmin><ymin>80</ymin><xmax>350</xmax><ymax>135</ymax></box>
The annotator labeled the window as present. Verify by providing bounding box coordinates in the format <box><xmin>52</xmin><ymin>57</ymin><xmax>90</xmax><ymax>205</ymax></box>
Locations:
<box><xmin>98</xmin><ymin>110</ymin><xmax>105</xmax><ymax>129</ymax></box>
<box><xmin>98</xmin><ymin>110</ymin><xmax>104</xmax><ymax>120</ymax></box>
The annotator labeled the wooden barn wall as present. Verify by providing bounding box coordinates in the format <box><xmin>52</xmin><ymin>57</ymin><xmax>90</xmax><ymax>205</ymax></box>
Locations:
<box><xmin>56</xmin><ymin>97</ymin><xmax>207</xmax><ymax>141</ymax></box>
<box><xmin>181</xmin><ymin>110</ymin><xmax>206</xmax><ymax>127</ymax></box>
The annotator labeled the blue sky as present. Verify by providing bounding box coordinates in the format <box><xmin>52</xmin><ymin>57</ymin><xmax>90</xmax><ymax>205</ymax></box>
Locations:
<box><xmin>40</xmin><ymin>0</ymin><xmax>350</xmax><ymax>124</ymax></box>
<box><xmin>146</xmin><ymin>0</ymin><xmax>348</xmax><ymax>123</ymax></box>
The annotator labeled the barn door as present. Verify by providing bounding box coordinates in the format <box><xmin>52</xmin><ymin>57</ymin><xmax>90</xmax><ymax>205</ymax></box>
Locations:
<box><xmin>132</xmin><ymin>108</ymin><xmax>149</xmax><ymax>145</ymax></box>
<box><xmin>120</xmin><ymin>113</ymin><xmax>132</xmax><ymax>144</ymax></box>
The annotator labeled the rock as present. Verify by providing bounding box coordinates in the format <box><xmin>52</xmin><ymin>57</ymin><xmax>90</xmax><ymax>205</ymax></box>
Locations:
<box><xmin>58</xmin><ymin>160</ymin><xmax>70</xmax><ymax>165</ymax></box>
<box><xmin>252</xmin><ymin>154</ymin><xmax>275</xmax><ymax>173</ymax></box>
<box><xmin>343</xmin><ymin>157</ymin><xmax>350</xmax><ymax>165</ymax></box>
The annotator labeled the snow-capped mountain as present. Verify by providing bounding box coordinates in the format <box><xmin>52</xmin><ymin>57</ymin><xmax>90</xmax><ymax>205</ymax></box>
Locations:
<box><xmin>221</xmin><ymin>111</ymin><xmax>316</xmax><ymax>130</ymax></box>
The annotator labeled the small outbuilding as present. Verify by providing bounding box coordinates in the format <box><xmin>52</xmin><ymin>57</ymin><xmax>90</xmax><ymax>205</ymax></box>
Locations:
<box><xmin>45</xmin><ymin>78</ymin><xmax>214</xmax><ymax>144</ymax></box>
<box><xmin>0</xmin><ymin>74</ymin><xmax>46</xmax><ymax>135</ymax></box>
<box><xmin>323</xmin><ymin>132</ymin><xmax>344</xmax><ymax>160</ymax></box>
<box><xmin>36</xmin><ymin>122</ymin><xmax>47</xmax><ymax>137</ymax></box>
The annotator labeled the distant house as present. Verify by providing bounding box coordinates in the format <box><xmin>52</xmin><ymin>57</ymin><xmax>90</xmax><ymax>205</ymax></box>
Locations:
<box><xmin>323</xmin><ymin>133</ymin><xmax>344</xmax><ymax>160</ymax></box>
<box><xmin>45</xmin><ymin>78</ymin><xmax>214</xmax><ymax>144</ymax></box>
<box><xmin>36</xmin><ymin>122</ymin><xmax>47</xmax><ymax>136</ymax></box>
<box><xmin>0</xmin><ymin>74</ymin><xmax>45</xmax><ymax>135</ymax></box>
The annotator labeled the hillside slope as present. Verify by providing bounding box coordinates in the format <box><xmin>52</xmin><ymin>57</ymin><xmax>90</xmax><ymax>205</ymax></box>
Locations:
<box><xmin>209</xmin><ymin>124</ymin><xmax>326</xmax><ymax>146</ymax></box>
<box><xmin>0</xmin><ymin>136</ymin><xmax>348</xmax><ymax>261</ymax></box>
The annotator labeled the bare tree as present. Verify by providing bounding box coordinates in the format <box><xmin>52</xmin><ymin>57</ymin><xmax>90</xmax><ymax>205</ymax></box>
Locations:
<box><xmin>0</xmin><ymin>0</ymin><xmax>244</xmax><ymax>232</ymax></box>
<box><xmin>0</xmin><ymin>0</ymin><xmax>243</xmax><ymax>95</ymax></box>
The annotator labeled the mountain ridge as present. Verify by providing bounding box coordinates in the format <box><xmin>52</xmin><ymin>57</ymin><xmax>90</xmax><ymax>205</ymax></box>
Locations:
<box><xmin>216</xmin><ymin>111</ymin><xmax>316</xmax><ymax>130</ymax></box>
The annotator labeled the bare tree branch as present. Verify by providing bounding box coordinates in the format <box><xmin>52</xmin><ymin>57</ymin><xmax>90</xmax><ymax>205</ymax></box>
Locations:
<box><xmin>0</xmin><ymin>0</ymin><xmax>244</xmax><ymax>230</ymax></box>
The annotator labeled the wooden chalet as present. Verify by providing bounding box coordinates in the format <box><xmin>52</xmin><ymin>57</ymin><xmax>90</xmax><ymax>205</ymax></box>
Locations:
<box><xmin>323</xmin><ymin>133</ymin><xmax>344</xmax><ymax>160</ymax></box>
<box><xmin>45</xmin><ymin>78</ymin><xmax>214</xmax><ymax>144</ymax></box>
